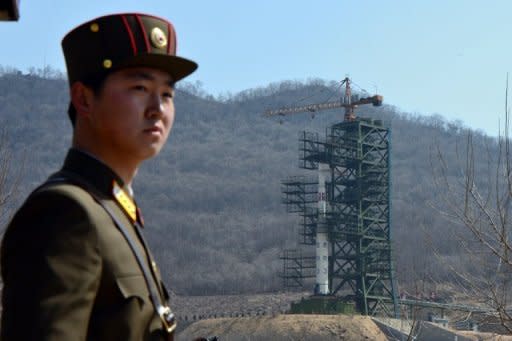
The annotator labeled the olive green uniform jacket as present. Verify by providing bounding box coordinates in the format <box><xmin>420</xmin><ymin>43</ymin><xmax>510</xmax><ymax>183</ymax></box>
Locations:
<box><xmin>1</xmin><ymin>149</ymin><xmax>169</xmax><ymax>340</ymax></box>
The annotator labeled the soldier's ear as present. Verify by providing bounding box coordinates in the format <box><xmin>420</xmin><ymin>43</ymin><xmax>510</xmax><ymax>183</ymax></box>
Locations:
<box><xmin>70</xmin><ymin>82</ymin><xmax>95</xmax><ymax>118</ymax></box>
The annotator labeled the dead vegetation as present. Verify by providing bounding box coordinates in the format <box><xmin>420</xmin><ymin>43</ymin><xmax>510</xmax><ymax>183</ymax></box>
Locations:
<box><xmin>178</xmin><ymin>314</ymin><xmax>388</xmax><ymax>341</ymax></box>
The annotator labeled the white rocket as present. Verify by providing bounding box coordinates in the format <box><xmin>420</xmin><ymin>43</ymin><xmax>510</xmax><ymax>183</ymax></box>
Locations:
<box><xmin>315</xmin><ymin>163</ymin><xmax>330</xmax><ymax>295</ymax></box>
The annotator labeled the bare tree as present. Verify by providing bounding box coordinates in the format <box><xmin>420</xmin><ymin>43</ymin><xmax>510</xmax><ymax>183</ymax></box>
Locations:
<box><xmin>430</xmin><ymin>78</ymin><xmax>512</xmax><ymax>333</ymax></box>
<box><xmin>0</xmin><ymin>128</ymin><xmax>20</xmax><ymax>229</ymax></box>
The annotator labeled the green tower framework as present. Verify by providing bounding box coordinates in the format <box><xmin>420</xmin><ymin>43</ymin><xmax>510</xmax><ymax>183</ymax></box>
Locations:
<box><xmin>281</xmin><ymin>118</ymin><xmax>398</xmax><ymax>317</ymax></box>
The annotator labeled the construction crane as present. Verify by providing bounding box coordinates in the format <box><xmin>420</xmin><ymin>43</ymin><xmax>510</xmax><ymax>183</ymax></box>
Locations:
<box><xmin>264</xmin><ymin>77</ymin><xmax>383</xmax><ymax>121</ymax></box>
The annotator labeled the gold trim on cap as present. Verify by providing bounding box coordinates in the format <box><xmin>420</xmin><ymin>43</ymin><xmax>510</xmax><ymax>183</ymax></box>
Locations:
<box><xmin>90</xmin><ymin>23</ymin><xmax>99</xmax><ymax>32</ymax></box>
<box><xmin>150</xmin><ymin>27</ymin><xmax>168</xmax><ymax>49</ymax></box>
<box><xmin>103</xmin><ymin>59</ymin><xmax>112</xmax><ymax>69</ymax></box>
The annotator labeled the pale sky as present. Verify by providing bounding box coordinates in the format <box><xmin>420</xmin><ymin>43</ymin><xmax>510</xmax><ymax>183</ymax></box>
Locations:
<box><xmin>1</xmin><ymin>0</ymin><xmax>511</xmax><ymax>136</ymax></box>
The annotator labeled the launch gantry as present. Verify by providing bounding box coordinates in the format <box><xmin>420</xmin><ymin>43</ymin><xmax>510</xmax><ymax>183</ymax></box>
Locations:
<box><xmin>269</xmin><ymin>77</ymin><xmax>398</xmax><ymax>317</ymax></box>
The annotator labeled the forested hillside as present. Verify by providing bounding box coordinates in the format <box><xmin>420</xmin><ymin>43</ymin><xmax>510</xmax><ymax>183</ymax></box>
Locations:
<box><xmin>0</xmin><ymin>67</ymin><xmax>496</xmax><ymax>296</ymax></box>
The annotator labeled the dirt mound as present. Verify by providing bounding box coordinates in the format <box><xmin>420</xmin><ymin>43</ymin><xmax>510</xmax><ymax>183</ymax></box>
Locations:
<box><xmin>178</xmin><ymin>314</ymin><xmax>388</xmax><ymax>341</ymax></box>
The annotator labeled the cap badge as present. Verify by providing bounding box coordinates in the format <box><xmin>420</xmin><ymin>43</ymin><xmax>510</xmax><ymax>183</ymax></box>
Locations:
<box><xmin>150</xmin><ymin>27</ymin><xmax>167</xmax><ymax>49</ymax></box>
<box><xmin>103</xmin><ymin>59</ymin><xmax>112</xmax><ymax>69</ymax></box>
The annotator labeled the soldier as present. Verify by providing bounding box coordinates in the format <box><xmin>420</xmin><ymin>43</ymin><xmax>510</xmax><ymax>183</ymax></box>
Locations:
<box><xmin>1</xmin><ymin>13</ymin><xmax>197</xmax><ymax>340</ymax></box>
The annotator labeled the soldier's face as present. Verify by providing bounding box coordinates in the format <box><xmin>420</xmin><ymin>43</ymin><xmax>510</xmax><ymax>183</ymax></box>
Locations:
<box><xmin>85</xmin><ymin>67</ymin><xmax>175</xmax><ymax>164</ymax></box>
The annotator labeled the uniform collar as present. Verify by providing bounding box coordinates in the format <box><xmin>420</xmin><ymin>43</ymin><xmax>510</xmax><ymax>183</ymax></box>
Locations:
<box><xmin>60</xmin><ymin>148</ymin><xmax>144</xmax><ymax>226</ymax></box>
<box><xmin>61</xmin><ymin>148</ymin><xmax>126</xmax><ymax>197</ymax></box>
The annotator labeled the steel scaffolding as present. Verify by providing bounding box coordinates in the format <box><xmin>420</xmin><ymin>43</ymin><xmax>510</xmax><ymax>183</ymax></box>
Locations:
<box><xmin>280</xmin><ymin>118</ymin><xmax>398</xmax><ymax>317</ymax></box>
<box><xmin>280</xmin><ymin>249</ymin><xmax>315</xmax><ymax>288</ymax></box>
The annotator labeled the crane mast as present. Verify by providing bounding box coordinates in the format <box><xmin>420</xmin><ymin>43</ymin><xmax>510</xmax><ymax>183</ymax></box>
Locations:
<box><xmin>264</xmin><ymin>77</ymin><xmax>383</xmax><ymax>121</ymax></box>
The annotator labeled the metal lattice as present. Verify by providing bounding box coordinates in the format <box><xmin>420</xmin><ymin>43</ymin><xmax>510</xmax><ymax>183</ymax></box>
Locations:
<box><xmin>280</xmin><ymin>249</ymin><xmax>315</xmax><ymax>288</ymax></box>
<box><xmin>280</xmin><ymin>118</ymin><xmax>398</xmax><ymax>317</ymax></box>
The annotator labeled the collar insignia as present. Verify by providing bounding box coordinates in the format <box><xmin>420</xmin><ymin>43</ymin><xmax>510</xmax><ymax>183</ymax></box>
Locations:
<box><xmin>113</xmin><ymin>180</ymin><xmax>137</xmax><ymax>222</ymax></box>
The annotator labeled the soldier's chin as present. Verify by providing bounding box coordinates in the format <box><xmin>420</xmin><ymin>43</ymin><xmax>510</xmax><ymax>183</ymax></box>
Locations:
<box><xmin>141</xmin><ymin>144</ymin><xmax>166</xmax><ymax>160</ymax></box>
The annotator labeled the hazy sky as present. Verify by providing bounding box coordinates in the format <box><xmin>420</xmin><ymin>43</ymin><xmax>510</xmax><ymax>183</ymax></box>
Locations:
<box><xmin>1</xmin><ymin>0</ymin><xmax>511</xmax><ymax>136</ymax></box>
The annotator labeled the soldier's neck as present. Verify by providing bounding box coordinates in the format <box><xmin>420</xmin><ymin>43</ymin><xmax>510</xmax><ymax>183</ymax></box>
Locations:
<box><xmin>71</xmin><ymin>144</ymin><xmax>139</xmax><ymax>187</ymax></box>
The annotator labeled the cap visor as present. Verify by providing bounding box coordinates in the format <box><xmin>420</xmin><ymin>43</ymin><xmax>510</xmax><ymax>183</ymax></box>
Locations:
<box><xmin>117</xmin><ymin>54</ymin><xmax>198</xmax><ymax>82</ymax></box>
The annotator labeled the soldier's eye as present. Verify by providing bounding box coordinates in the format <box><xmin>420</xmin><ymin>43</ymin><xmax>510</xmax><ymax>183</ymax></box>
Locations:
<box><xmin>133</xmin><ymin>85</ymin><xmax>147</xmax><ymax>92</ymax></box>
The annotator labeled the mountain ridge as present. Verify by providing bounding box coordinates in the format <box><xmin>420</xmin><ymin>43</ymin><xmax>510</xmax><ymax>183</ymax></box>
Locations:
<box><xmin>0</xmin><ymin>69</ymin><xmax>494</xmax><ymax>296</ymax></box>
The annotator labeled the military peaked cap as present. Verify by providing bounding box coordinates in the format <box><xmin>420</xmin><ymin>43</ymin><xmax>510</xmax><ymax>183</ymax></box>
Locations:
<box><xmin>62</xmin><ymin>13</ymin><xmax>197</xmax><ymax>85</ymax></box>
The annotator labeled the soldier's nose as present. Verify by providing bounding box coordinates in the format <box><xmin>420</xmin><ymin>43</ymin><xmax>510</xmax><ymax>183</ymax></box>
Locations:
<box><xmin>146</xmin><ymin>93</ymin><xmax>164</xmax><ymax>118</ymax></box>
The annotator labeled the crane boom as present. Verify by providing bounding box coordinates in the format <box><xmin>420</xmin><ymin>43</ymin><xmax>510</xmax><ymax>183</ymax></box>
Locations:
<box><xmin>264</xmin><ymin>95</ymin><xmax>383</xmax><ymax>117</ymax></box>
<box><xmin>263</xmin><ymin>77</ymin><xmax>383</xmax><ymax>121</ymax></box>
